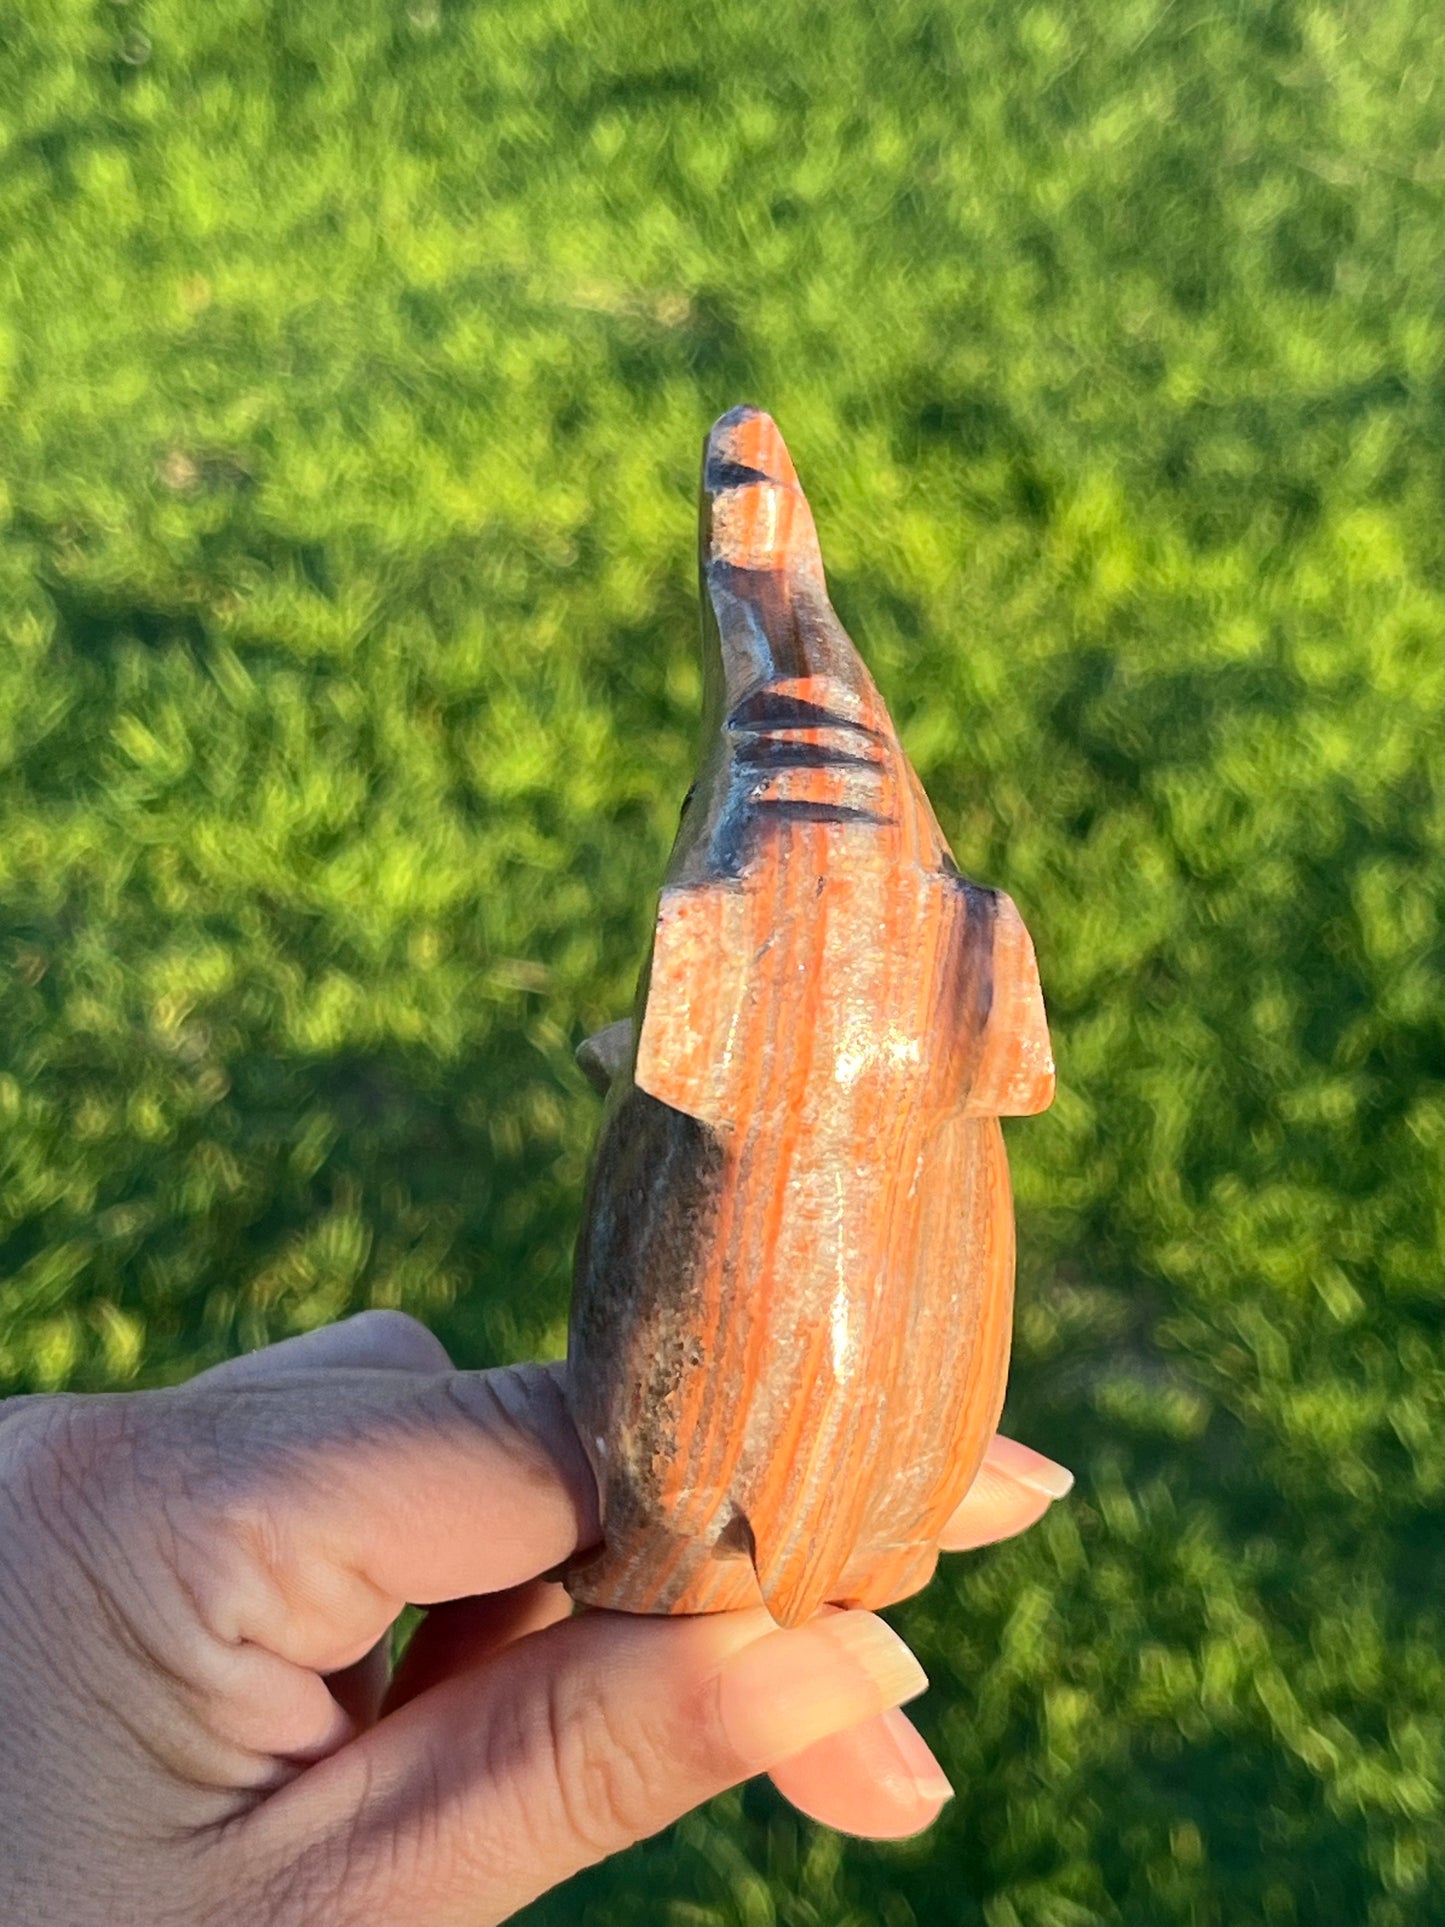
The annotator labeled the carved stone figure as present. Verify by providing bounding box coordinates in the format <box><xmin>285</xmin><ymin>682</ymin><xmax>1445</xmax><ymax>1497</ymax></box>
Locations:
<box><xmin>566</xmin><ymin>406</ymin><xmax>1054</xmax><ymax>1629</ymax></box>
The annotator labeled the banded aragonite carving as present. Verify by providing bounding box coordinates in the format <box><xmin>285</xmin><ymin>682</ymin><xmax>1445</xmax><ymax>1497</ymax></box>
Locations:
<box><xmin>566</xmin><ymin>407</ymin><xmax>1054</xmax><ymax>1630</ymax></box>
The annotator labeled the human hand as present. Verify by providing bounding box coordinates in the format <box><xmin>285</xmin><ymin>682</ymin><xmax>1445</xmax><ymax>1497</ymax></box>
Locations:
<box><xmin>0</xmin><ymin>1313</ymin><xmax>1071</xmax><ymax>1925</ymax></box>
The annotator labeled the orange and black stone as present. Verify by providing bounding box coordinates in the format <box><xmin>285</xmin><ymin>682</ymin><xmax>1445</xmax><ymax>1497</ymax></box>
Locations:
<box><xmin>565</xmin><ymin>407</ymin><xmax>1054</xmax><ymax>1630</ymax></box>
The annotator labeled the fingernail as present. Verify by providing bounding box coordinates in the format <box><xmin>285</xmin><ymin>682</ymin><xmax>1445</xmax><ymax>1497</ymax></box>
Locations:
<box><xmin>877</xmin><ymin>1705</ymin><xmax>955</xmax><ymax>1805</ymax></box>
<box><xmin>987</xmin><ymin>1436</ymin><xmax>1074</xmax><ymax>1500</ymax></box>
<box><xmin>717</xmin><ymin>1611</ymin><xmax>928</xmax><ymax>1769</ymax></box>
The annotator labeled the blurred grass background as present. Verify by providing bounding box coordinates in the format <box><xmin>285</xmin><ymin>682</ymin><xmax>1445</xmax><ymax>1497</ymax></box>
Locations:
<box><xmin>2</xmin><ymin>0</ymin><xmax>1443</xmax><ymax>1920</ymax></box>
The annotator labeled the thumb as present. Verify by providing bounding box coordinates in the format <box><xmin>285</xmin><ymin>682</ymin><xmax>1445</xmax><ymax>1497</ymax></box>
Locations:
<box><xmin>246</xmin><ymin>1604</ymin><xmax>928</xmax><ymax>1924</ymax></box>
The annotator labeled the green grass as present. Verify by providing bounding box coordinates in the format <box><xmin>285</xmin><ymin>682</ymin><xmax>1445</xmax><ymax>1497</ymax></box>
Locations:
<box><xmin>2</xmin><ymin>0</ymin><xmax>1443</xmax><ymax>1920</ymax></box>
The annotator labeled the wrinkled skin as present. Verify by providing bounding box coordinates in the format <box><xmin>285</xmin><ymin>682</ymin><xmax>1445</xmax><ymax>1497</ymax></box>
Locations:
<box><xmin>0</xmin><ymin>1312</ymin><xmax>1070</xmax><ymax>1926</ymax></box>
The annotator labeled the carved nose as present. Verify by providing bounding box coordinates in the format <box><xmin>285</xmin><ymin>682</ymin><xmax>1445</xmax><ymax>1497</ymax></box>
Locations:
<box><xmin>700</xmin><ymin>406</ymin><xmax>823</xmax><ymax>580</ymax></box>
<box><xmin>703</xmin><ymin>405</ymin><xmax>799</xmax><ymax>490</ymax></box>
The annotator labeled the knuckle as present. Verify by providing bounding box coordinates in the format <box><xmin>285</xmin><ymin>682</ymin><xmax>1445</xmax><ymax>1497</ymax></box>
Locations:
<box><xmin>345</xmin><ymin>1308</ymin><xmax>452</xmax><ymax>1371</ymax></box>
<box><xmin>0</xmin><ymin>1392</ymin><xmax>72</xmax><ymax>1475</ymax></box>
<box><xmin>540</xmin><ymin>1666</ymin><xmax>666</xmax><ymax>1861</ymax></box>
<box><xmin>447</xmin><ymin>1364</ymin><xmax>565</xmax><ymax>1482</ymax></box>
<box><xmin>1</xmin><ymin>1393</ymin><xmax>137</xmax><ymax>1536</ymax></box>
<box><xmin>0</xmin><ymin>1396</ymin><xmax>161</xmax><ymax>1687</ymax></box>
<box><xmin>665</xmin><ymin>1661</ymin><xmax>754</xmax><ymax>1792</ymax></box>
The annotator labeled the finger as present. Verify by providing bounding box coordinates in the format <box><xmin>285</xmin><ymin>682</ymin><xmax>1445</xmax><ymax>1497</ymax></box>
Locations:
<box><xmin>123</xmin><ymin>1363</ymin><xmax>598</xmax><ymax>1692</ymax></box>
<box><xmin>937</xmin><ymin>1434</ymin><xmax>1073</xmax><ymax>1552</ymax></box>
<box><xmin>246</xmin><ymin>1606</ymin><xmax>931</xmax><ymax>1924</ymax></box>
<box><xmin>193</xmin><ymin>1311</ymin><xmax>453</xmax><ymax>1387</ymax></box>
<box><xmin>768</xmin><ymin>1706</ymin><xmax>953</xmax><ymax>1839</ymax></box>
<box><xmin>382</xmin><ymin>1584</ymin><xmax>573</xmax><ymax>1716</ymax></box>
